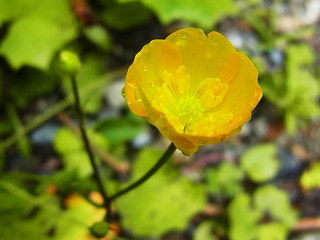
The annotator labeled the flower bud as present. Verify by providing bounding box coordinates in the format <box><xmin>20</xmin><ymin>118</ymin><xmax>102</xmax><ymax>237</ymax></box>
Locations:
<box><xmin>57</xmin><ymin>50</ymin><xmax>81</xmax><ymax>76</ymax></box>
<box><xmin>90</xmin><ymin>221</ymin><xmax>109</xmax><ymax>238</ymax></box>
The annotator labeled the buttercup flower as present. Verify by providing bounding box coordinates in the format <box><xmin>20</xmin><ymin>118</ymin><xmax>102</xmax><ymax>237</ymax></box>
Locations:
<box><xmin>124</xmin><ymin>27</ymin><xmax>262</xmax><ymax>155</ymax></box>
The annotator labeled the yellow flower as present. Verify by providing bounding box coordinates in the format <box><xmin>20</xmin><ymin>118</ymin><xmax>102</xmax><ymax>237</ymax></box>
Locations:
<box><xmin>124</xmin><ymin>27</ymin><xmax>262</xmax><ymax>155</ymax></box>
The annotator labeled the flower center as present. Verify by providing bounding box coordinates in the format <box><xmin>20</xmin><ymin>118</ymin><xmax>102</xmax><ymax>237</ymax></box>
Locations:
<box><xmin>157</xmin><ymin>65</ymin><xmax>229</xmax><ymax>134</ymax></box>
<box><xmin>175</xmin><ymin>95</ymin><xmax>203</xmax><ymax>133</ymax></box>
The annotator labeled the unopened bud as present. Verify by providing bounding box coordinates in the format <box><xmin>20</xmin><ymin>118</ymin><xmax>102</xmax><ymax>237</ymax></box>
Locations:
<box><xmin>90</xmin><ymin>221</ymin><xmax>109</xmax><ymax>238</ymax></box>
<box><xmin>58</xmin><ymin>50</ymin><xmax>81</xmax><ymax>76</ymax></box>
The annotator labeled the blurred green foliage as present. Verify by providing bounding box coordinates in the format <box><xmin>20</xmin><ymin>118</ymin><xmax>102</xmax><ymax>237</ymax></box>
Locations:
<box><xmin>240</xmin><ymin>143</ymin><xmax>279</xmax><ymax>183</ymax></box>
<box><xmin>116</xmin><ymin>148</ymin><xmax>206</xmax><ymax>236</ymax></box>
<box><xmin>261</xmin><ymin>44</ymin><xmax>319</xmax><ymax>133</ymax></box>
<box><xmin>7</xmin><ymin>69</ymin><xmax>58</xmax><ymax>108</ymax></box>
<box><xmin>194</xmin><ymin>221</ymin><xmax>216</xmax><ymax>240</ymax></box>
<box><xmin>54</xmin><ymin>127</ymin><xmax>109</xmax><ymax>178</ymax></box>
<box><xmin>206</xmin><ymin>161</ymin><xmax>244</xmax><ymax>197</ymax></box>
<box><xmin>0</xmin><ymin>0</ymin><xmax>318</xmax><ymax>239</ymax></box>
<box><xmin>0</xmin><ymin>0</ymin><xmax>78</xmax><ymax>70</ymax></box>
<box><xmin>94</xmin><ymin>112</ymin><xmax>147</xmax><ymax>144</ymax></box>
<box><xmin>300</xmin><ymin>162</ymin><xmax>320</xmax><ymax>190</ymax></box>
<box><xmin>117</xmin><ymin>0</ymin><xmax>236</xmax><ymax>28</ymax></box>
<box><xmin>0</xmin><ymin>180</ymin><xmax>105</xmax><ymax>240</ymax></box>
<box><xmin>228</xmin><ymin>185</ymin><xmax>298</xmax><ymax>240</ymax></box>
<box><xmin>204</xmin><ymin>143</ymin><xmax>298</xmax><ymax>240</ymax></box>
<box><xmin>103</xmin><ymin>2</ymin><xmax>153</xmax><ymax>30</ymax></box>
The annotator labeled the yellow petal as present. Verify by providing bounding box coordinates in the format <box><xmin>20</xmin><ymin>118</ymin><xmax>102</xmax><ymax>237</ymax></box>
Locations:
<box><xmin>125</xmin><ymin>40</ymin><xmax>182</xmax><ymax>117</ymax></box>
<box><xmin>125</xmin><ymin>65</ymin><xmax>148</xmax><ymax>117</ymax></box>
<box><xmin>207</xmin><ymin>53</ymin><xmax>262</xmax><ymax>135</ymax></box>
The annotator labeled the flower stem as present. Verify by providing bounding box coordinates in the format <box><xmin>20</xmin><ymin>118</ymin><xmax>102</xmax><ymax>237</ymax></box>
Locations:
<box><xmin>70</xmin><ymin>76</ymin><xmax>112</xmax><ymax>222</ymax></box>
<box><xmin>110</xmin><ymin>143</ymin><xmax>176</xmax><ymax>201</ymax></box>
<box><xmin>2</xmin><ymin>67</ymin><xmax>125</xmax><ymax>152</ymax></box>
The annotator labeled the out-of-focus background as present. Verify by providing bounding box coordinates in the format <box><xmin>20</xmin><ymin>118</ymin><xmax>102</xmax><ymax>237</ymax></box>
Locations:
<box><xmin>0</xmin><ymin>0</ymin><xmax>320</xmax><ymax>239</ymax></box>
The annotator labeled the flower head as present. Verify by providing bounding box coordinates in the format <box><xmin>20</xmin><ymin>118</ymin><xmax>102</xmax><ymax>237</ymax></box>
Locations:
<box><xmin>124</xmin><ymin>27</ymin><xmax>262</xmax><ymax>155</ymax></box>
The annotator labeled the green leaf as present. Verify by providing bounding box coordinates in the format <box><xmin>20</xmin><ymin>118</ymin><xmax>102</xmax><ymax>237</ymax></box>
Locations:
<box><xmin>54</xmin><ymin>127</ymin><xmax>109</xmax><ymax>178</ymax></box>
<box><xmin>286</xmin><ymin>45</ymin><xmax>319</xmax><ymax>114</ymax></box>
<box><xmin>0</xmin><ymin>182</ymin><xmax>105</xmax><ymax>240</ymax></box>
<box><xmin>103</xmin><ymin>2</ymin><xmax>152</xmax><ymax>30</ymax></box>
<box><xmin>0</xmin><ymin>0</ymin><xmax>38</xmax><ymax>26</ymax></box>
<box><xmin>117</xmin><ymin>0</ymin><xmax>235</xmax><ymax>28</ymax></box>
<box><xmin>194</xmin><ymin>222</ymin><xmax>215</xmax><ymax>240</ymax></box>
<box><xmin>0</xmin><ymin>119</ymin><xmax>14</xmax><ymax>138</ymax></box>
<box><xmin>251</xmin><ymin>56</ymin><xmax>268</xmax><ymax>74</ymax></box>
<box><xmin>84</xmin><ymin>25</ymin><xmax>112</xmax><ymax>51</ymax></box>
<box><xmin>54</xmin><ymin>128</ymin><xmax>84</xmax><ymax>155</ymax></box>
<box><xmin>257</xmin><ymin>223</ymin><xmax>288</xmax><ymax>240</ymax></box>
<box><xmin>54</xmin><ymin>128</ymin><xmax>109</xmax><ymax>154</ymax></box>
<box><xmin>240</xmin><ymin>143</ymin><xmax>279</xmax><ymax>183</ymax></box>
<box><xmin>115</xmin><ymin>148</ymin><xmax>206</xmax><ymax>236</ymax></box>
<box><xmin>0</xmin><ymin>0</ymin><xmax>78</xmax><ymax>70</ymax></box>
<box><xmin>206</xmin><ymin>161</ymin><xmax>244</xmax><ymax>197</ymax></box>
<box><xmin>228</xmin><ymin>186</ymin><xmax>297</xmax><ymax>240</ymax></box>
<box><xmin>254</xmin><ymin>185</ymin><xmax>298</xmax><ymax>228</ymax></box>
<box><xmin>300</xmin><ymin>162</ymin><xmax>320</xmax><ymax>190</ymax></box>
<box><xmin>260</xmin><ymin>43</ymin><xmax>319</xmax><ymax>133</ymax></box>
<box><xmin>286</xmin><ymin>44</ymin><xmax>315</xmax><ymax>67</ymax></box>
<box><xmin>62</xmin><ymin>151</ymin><xmax>93</xmax><ymax>178</ymax></box>
<box><xmin>259</xmin><ymin>72</ymin><xmax>286</xmax><ymax>106</ymax></box>
<box><xmin>283</xmin><ymin>44</ymin><xmax>319</xmax><ymax>133</ymax></box>
<box><xmin>228</xmin><ymin>193</ymin><xmax>260</xmax><ymax>240</ymax></box>
<box><xmin>8</xmin><ymin>68</ymin><xmax>58</xmax><ymax>108</ymax></box>
<box><xmin>284</xmin><ymin>112</ymin><xmax>297</xmax><ymax>135</ymax></box>
<box><xmin>94</xmin><ymin>113</ymin><xmax>147</xmax><ymax>144</ymax></box>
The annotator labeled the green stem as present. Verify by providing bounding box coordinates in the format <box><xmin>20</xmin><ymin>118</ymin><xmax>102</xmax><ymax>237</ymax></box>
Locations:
<box><xmin>2</xmin><ymin>67</ymin><xmax>126</xmax><ymax>151</ymax></box>
<box><xmin>6</xmin><ymin>104</ymin><xmax>32</xmax><ymax>157</ymax></box>
<box><xmin>70</xmin><ymin>76</ymin><xmax>112</xmax><ymax>222</ymax></box>
<box><xmin>110</xmin><ymin>143</ymin><xmax>176</xmax><ymax>201</ymax></box>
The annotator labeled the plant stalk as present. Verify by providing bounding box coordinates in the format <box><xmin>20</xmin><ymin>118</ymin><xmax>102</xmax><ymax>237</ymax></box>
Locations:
<box><xmin>71</xmin><ymin>76</ymin><xmax>112</xmax><ymax>222</ymax></box>
<box><xmin>110</xmin><ymin>143</ymin><xmax>176</xmax><ymax>201</ymax></box>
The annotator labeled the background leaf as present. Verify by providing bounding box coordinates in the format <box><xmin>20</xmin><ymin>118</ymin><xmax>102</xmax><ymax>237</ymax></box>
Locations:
<box><xmin>0</xmin><ymin>0</ymin><xmax>78</xmax><ymax>70</ymax></box>
<box><xmin>240</xmin><ymin>143</ymin><xmax>279</xmax><ymax>183</ymax></box>
<box><xmin>54</xmin><ymin>127</ymin><xmax>109</xmax><ymax>178</ymax></box>
<box><xmin>115</xmin><ymin>148</ymin><xmax>206</xmax><ymax>237</ymax></box>
<box><xmin>117</xmin><ymin>0</ymin><xmax>235</xmax><ymax>28</ymax></box>
<box><xmin>103</xmin><ymin>2</ymin><xmax>152</xmax><ymax>30</ymax></box>
<box><xmin>228</xmin><ymin>193</ymin><xmax>260</xmax><ymax>240</ymax></box>
<box><xmin>206</xmin><ymin>161</ymin><xmax>244</xmax><ymax>197</ymax></box>
<box><xmin>254</xmin><ymin>185</ymin><xmax>298</xmax><ymax>228</ymax></box>
<box><xmin>94</xmin><ymin>113</ymin><xmax>147</xmax><ymax>144</ymax></box>
<box><xmin>300</xmin><ymin>162</ymin><xmax>320</xmax><ymax>190</ymax></box>
<box><xmin>0</xmin><ymin>182</ymin><xmax>105</xmax><ymax>240</ymax></box>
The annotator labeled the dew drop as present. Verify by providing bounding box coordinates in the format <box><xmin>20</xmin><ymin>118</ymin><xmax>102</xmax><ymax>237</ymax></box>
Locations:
<box><xmin>121</xmin><ymin>87</ymin><xmax>125</xmax><ymax>98</ymax></box>
<box><xmin>143</xmin><ymin>66</ymin><xmax>148</xmax><ymax>72</ymax></box>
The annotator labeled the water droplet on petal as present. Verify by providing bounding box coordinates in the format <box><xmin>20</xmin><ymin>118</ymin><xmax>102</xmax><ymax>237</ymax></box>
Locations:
<box><xmin>121</xmin><ymin>87</ymin><xmax>125</xmax><ymax>98</ymax></box>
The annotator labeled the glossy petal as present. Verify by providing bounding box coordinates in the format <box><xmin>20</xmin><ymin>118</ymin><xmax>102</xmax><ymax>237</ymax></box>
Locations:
<box><xmin>124</xmin><ymin>27</ymin><xmax>262</xmax><ymax>155</ymax></box>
